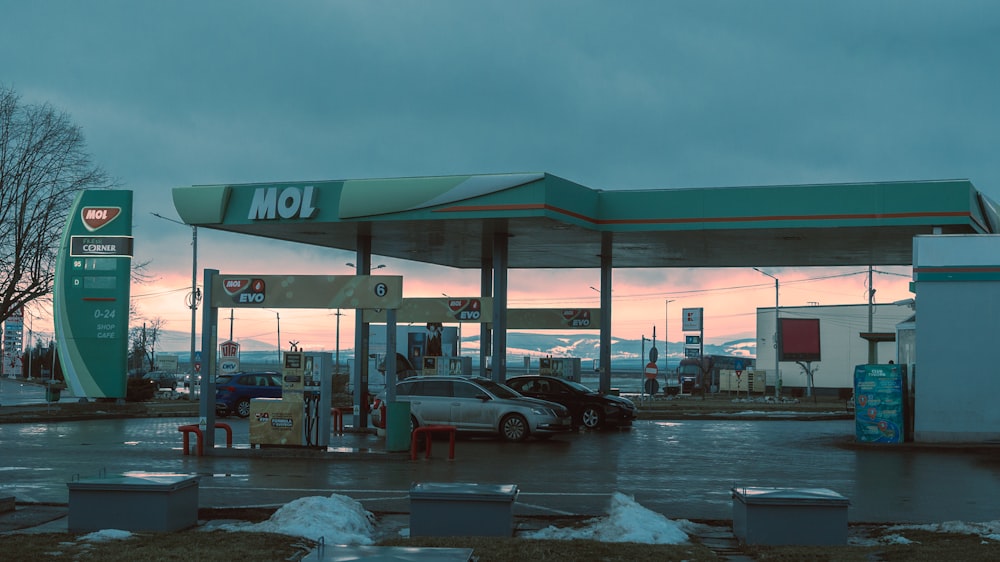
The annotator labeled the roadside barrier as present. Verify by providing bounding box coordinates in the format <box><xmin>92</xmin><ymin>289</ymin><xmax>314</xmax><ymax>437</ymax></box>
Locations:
<box><xmin>177</xmin><ymin>422</ymin><xmax>233</xmax><ymax>456</ymax></box>
<box><xmin>330</xmin><ymin>407</ymin><xmax>344</xmax><ymax>434</ymax></box>
<box><xmin>410</xmin><ymin>425</ymin><xmax>456</xmax><ymax>461</ymax></box>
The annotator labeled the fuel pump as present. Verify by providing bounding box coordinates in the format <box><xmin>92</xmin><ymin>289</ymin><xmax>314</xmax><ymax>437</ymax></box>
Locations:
<box><xmin>283</xmin><ymin>345</ymin><xmax>331</xmax><ymax>448</ymax></box>
<box><xmin>248</xmin><ymin>345</ymin><xmax>332</xmax><ymax>448</ymax></box>
<box><xmin>302</xmin><ymin>353</ymin><xmax>322</xmax><ymax>446</ymax></box>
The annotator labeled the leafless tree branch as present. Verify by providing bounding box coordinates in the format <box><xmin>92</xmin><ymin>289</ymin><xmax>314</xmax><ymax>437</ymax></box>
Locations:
<box><xmin>0</xmin><ymin>84</ymin><xmax>112</xmax><ymax>323</ymax></box>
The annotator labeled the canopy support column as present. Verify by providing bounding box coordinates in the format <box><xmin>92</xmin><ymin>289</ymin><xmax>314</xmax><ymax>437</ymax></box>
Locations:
<box><xmin>352</xmin><ymin>233</ymin><xmax>372</xmax><ymax>429</ymax></box>
<box><xmin>480</xmin><ymin>252</ymin><xmax>492</xmax><ymax>378</ymax></box>
<box><xmin>491</xmin><ymin>231</ymin><xmax>508</xmax><ymax>382</ymax></box>
<box><xmin>599</xmin><ymin>233</ymin><xmax>613</xmax><ymax>394</ymax></box>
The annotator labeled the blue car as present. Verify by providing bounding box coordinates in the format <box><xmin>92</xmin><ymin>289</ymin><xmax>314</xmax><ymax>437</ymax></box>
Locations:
<box><xmin>215</xmin><ymin>372</ymin><xmax>282</xmax><ymax>417</ymax></box>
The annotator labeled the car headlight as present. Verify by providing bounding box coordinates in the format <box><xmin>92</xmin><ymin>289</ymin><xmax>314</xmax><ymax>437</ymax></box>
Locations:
<box><xmin>530</xmin><ymin>407</ymin><xmax>558</xmax><ymax>416</ymax></box>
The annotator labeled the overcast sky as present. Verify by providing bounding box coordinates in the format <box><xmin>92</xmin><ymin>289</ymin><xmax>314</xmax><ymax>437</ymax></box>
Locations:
<box><xmin>4</xmin><ymin>1</ymin><xmax>997</xmax><ymax>350</ymax></box>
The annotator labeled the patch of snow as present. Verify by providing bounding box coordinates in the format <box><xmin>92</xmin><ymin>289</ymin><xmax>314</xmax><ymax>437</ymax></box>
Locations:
<box><xmin>888</xmin><ymin>520</ymin><xmax>1000</xmax><ymax>542</ymax></box>
<box><xmin>219</xmin><ymin>493</ymin><xmax>375</xmax><ymax>544</ymax></box>
<box><xmin>78</xmin><ymin>529</ymin><xmax>134</xmax><ymax>542</ymax></box>
<box><xmin>524</xmin><ymin>492</ymin><xmax>693</xmax><ymax>544</ymax></box>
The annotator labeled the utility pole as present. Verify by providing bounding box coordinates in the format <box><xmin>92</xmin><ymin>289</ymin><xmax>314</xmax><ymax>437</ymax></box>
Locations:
<box><xmin>664</xmin><ymin>299</ymin><xmax>675</xmax><ymax>374</ymax></box>
<box><xmin>867</xmin><ymin>265</ymin><xmax>876</xmax><ymax>363</ymax></box>
<box><xmin>334</xmin><ymin>309</ymin><xmax>344</xmax><ymax>374</ymax></box>
<box><xmin>152</xmin><ymin>213</ymin><xmax>199</xmax><ymax>382</ymax></box>
<box><xmin>754</xmin><ymin>268</ymin><xmax>781</xmax><ymax>398</ymax></box>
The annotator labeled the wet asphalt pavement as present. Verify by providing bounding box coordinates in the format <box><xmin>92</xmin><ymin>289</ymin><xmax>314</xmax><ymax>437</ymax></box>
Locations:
<box><xmin>3</xmin><ymin>410</ymin><xmax>1000</xmax><ymax>525</ymax></box>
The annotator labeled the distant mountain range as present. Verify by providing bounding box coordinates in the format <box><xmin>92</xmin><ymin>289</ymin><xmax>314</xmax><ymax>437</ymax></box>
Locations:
<box><xmin>153</xmin><ymin>328</ymin><xmax>756</xmax><ymax>370</ymax></box>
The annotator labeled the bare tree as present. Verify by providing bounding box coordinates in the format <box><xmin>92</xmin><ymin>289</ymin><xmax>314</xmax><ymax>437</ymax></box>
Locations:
<box><xmin>0</xmin><ymin>84</ymin><xmax>110</xmax><ymax>324</ymax></box>
<box><xmin>128</xmin><ymin>317</ymin><xmax>166</xmax><ymax>373</ymax></box>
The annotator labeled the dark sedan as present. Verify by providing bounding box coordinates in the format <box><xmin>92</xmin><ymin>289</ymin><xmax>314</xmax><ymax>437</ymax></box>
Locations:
<box><xmin>505</xmin><ymin>375</ymin><xmax>637</xmax><ymax>430</ymax></box>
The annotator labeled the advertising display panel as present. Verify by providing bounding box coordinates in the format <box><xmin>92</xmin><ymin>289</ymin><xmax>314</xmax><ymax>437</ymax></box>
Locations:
<box><xmin>54</xmin><ymin>190</ymin><xmax>133</xmax><ymax>398</ymax></box>
<box><xmin>854</xmin><ymin>364</ymin><xmax>903</xmax><ymax>444</ymax></box>
<box><xmin>249</xmin><ymin>398</ymin><xmax>304</xmax><ymax>447</ymax></box>
<box><xmin>507</xmin><ymin>309</ymin><xmax>599</xmax><ymax>330</ymax></box>
<box><xmin>2</xmin><ymin>308</ymin><xmax>23</xmax><ymax>377</ymax></box>
<box><xmin>682</xmin><ymin>308</ymin><xmax>703</xmax><ymax>331</ymax></box>
<box><xmin>363</xmin><ymin>297</ymin><xmax>491</xmax><ymax>324</ymax></box>
<box><xmin>779</xmin><ymin>318</ymin><xmax>821</xmax><ymax>361</ymax></box>
<box><xmin>219</xmin><ymin>340</ymin><xmax>240</xmax><ymax>374</ymax></box>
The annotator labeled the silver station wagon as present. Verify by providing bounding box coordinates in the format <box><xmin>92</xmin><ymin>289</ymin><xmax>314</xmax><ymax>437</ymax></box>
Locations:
<box><xmin>376</xmin><ymin>376</ymin><xmax>573</xmax><ymax>442</ymax></box>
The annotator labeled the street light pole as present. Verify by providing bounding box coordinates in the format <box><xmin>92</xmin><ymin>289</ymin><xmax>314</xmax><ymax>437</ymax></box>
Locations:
<box><xmin>589</xmin><ymin>286</ymin><xmax>609</xmax><ymax>376</ymax></box>
<box><xmin>665</xmin><ymin>299</ymin><xmax>675</xmax><ymax>373</ymax></box>
<box><xmin>152</xmin><ymin>213</ymin><xmax>199</xmax><ymax>380</ymax></box>
<box><xmin>333</xmin><ymin>309</ymin><xmax>344</xmax><ymax>374</ymax></box>
<box><xmin>753</xmin><ymin>267</ymin><xmax>780</xmax><ymax>398</ymax></box>
<box><xmin>190</xmin><ymin>226</ymin><xmax>198</xmax><ymax>380</ymax></box>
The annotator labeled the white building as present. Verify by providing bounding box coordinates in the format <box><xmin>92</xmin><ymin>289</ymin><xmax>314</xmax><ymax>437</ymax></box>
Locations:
<box><xmin>755</xmin><ymin>303</ymin><xmax>914</xmax><ymax>396</ymax></box>
<box><xmin>912</xmin><ymin>235</ymin><xmax>1000</xmax><ymax>443</ymax></box>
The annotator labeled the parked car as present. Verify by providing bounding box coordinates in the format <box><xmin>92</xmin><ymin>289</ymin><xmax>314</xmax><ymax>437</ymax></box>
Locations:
<box><xmin>373</xmin><ymin>376</ymin><xmax>572</xmax><ymax>442</ymax></box>
<box><xmin>142</xmin><ymin>371</ymin><xmax>178</xmax><ymax>390</ymax></box>
<box><xmin>126</xmin><ymin>376</ymin><xmax>158</xmax><ymax>402</ymax></box>
<box><xmin>215</xmin><ymin>371</ymin><xmax>283</xmax><ymax>417</ymax></box>
<box><xmin>505</xmin><ymin>375</ymin><xmax>637</xmax><ymax>430</ymax></box>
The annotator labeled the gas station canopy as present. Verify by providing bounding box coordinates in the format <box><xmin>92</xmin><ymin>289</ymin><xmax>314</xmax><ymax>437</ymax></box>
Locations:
<box><xmin>172</xmin><ymin>173</ymin><xmax>998</xmax><ymax>269</ymax></box>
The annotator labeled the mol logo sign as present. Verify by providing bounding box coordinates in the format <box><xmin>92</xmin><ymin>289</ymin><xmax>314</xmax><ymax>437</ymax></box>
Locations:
<box><xmin>222</xmin><ymin>278</ymin><xmax>266</xmax><ymax>304</ymax></box>
<box><xmin>247</xmin><ymin>186</ymin><xmax>319</xmax><ymax>220</ymax></box>
<box><xmin>562</xmin><ymin>309</ymin><xmax>591</xmax><ymax>328</ymax></box>
<box><xmin>448</xmin><ymin>299</ymin><xmax>482</xmax><ymax>321</ymax></box>
<box><xmin>81</xmin><ymin>207</ymin><xmax>122</xmax><ymax>232</ymax></box>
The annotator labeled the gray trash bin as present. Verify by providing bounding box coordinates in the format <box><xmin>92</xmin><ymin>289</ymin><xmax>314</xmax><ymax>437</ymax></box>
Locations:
<box><xmin>732</xmin><ymin>486</ymin><xmax>849</xmax><ymax>545</ymax></box>
<box><xmin>68</xmin><ymin>474</ymin><xmax>199</xmax><ymax>532</ymax></box>
<box><xmin>410</xmin><ymin>482</ymin><xmax>518</xmax><ymax>537</ymax></box>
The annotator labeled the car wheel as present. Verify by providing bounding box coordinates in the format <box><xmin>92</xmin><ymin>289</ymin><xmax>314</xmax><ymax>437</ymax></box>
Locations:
<box><xmin>410</xmin><ymin>415</ymin><xmax>419</xmax><ymax>433</ymax></box>
<box><xmin>236</xmin><ymin>399</ymin><xmax>251</xmax><ymax>418</ymax></box>
<box><xmin>500</xmin><ymin>413</ymin><xmax>529</xmax><ymax>442</ymax></box>
<box><xmin>581</xmin><ymin>406</ymin><xmax>604</xmax><ymax>429</ymax></box>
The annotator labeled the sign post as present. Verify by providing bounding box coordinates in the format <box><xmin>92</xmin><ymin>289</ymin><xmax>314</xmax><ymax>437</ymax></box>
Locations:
<box><xmin>219</xmin><ymin>340</ymin><xmax>240</xmax><ymax>374</ymax></box>
<box><xmin>53</xmin><ymin>190</ymin><xmax>133</xmax><ymax>399</ymax></box>
<box><xmin>644</xmin><ymin>361</ymin><xmax>659</xmax><ymax>396</ymax></box>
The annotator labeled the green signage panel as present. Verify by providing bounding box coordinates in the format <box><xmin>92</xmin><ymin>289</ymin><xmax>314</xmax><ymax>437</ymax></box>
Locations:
<box><xmin>210</xmin><ymin>274</ymin><xmax>403</xmax><ymax>309</ymax></box>
<box><xmin>507</xmin><ymin>309</ymin><xmax>599</xmax><ymax>330</ymax></box>
<box><xmin>54</xmin><ymin>190</ymin><xmax>133</xmax><ymax>398</ymax></box>
<box><xmin>363</xmin><ymin>297</ymin><xmax>492</xmax><ymax>323</ymax></box>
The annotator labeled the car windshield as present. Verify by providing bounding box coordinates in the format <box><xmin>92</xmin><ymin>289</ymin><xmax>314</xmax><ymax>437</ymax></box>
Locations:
<box><xmin>562</xmin><ymin>379</ymin><xmax>595</xmax><ymax>393</ymax></box>
<box><xmin>476</xmin><ymin>379</ymin><xmax>520</xmax><ymax>399</ymax></box>
<box><xmin>216</xmin><ymin>375</ymin><xmax>233</xmax><ymax>385</ymax></box>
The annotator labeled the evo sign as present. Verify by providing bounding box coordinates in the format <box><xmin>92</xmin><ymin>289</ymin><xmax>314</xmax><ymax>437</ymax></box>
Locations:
<box><xmin>247</xmin><ymin>186</ymin><xmax>319</xmax><ymax>220</ymax></box>
<box><xmin>212</xmin><ymin>274</ymin><xmax>403</xmax><ymax>310</ymax></box>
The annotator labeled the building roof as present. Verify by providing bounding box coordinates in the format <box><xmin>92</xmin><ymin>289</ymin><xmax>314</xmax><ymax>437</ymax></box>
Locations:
<box><xmin>172</xmin><ymin>173</ymin><xmax>999</xmax><ymax>269</ymax></box>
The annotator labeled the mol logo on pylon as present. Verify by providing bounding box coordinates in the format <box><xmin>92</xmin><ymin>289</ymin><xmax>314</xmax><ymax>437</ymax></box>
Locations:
<box><xmin>81</xmin><ymin>207</ymin><xmax>122</xmax><ymax>231</ymax></box>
